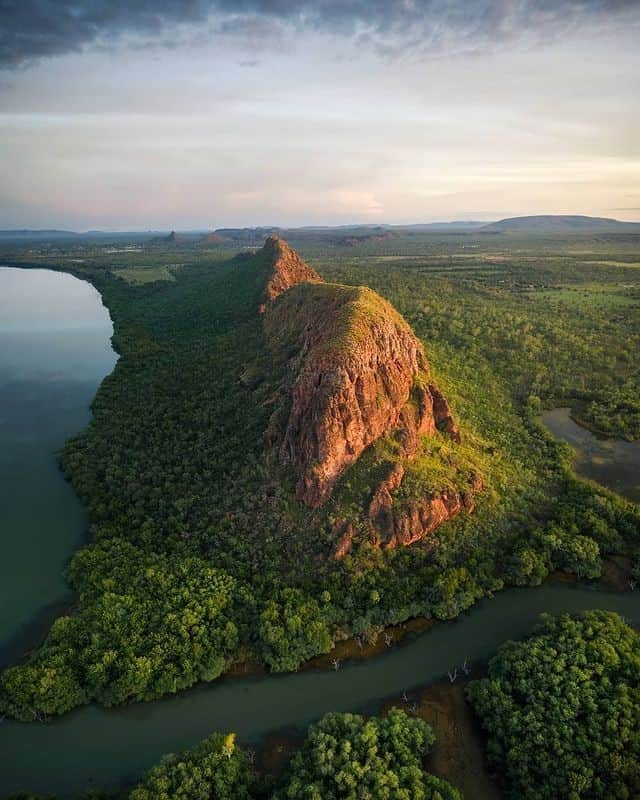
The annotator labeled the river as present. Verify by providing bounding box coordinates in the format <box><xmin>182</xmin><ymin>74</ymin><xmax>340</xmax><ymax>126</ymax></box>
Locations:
<box><xmin>0</xmin><ymin>583</ymin><xmax>638</xmax><ymax>796</ymax></box>
<box><xmin>0</xmin><ymin>269</ymin><xmax>639</xmax><ymax>797</ymax></box>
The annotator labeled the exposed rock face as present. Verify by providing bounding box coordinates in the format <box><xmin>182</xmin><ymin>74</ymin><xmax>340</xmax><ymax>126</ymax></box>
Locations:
<box><xmin>265</xmin><ymin>279</ymin><xmax>462</xmax><ymax>508</ymax></box>
<box><xmin>368</xmin><ymin>470</ymin><xmax>483</xmax><ymax>550</ymax></box>
<box><xmin>256</xmin><ymin>237</ymin><xmax>481</xmax><ymax>551</ymax></box>
<box><xmin>259</xmin><ymin>235</ymin><xmax>322</xmax><ymax>312</ymax></box>
<box><xmin>331</xmin><ymin>521</ymin><xmax>357</xmax><ymax>560</ymax></box>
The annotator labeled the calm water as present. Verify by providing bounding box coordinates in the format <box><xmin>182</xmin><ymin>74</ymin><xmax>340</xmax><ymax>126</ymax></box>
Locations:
<box><xmin>1</xmin><ymin>275</ymin><xmax>639</xmax><ymax>797</ymax></box>
<box><xmin>542</xmin><ymin>407</ymin><xmax>640</xmax><ymax>502</ymax></box>
<box><xmin>0</xmin><ymin>267</ymin><xmax>117</xmax><ymax>661</ymax></box>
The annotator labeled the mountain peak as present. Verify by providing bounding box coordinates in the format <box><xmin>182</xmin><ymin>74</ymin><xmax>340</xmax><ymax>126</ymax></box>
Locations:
<box><xmin>259</xmin><ymin>235</ymin><xmax>322</xmax><ymax>311</ymax></box>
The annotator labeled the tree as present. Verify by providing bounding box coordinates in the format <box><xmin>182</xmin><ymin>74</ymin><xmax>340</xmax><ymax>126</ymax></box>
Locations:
<box><xmin>276</xmin><ymin>708</ymin><xmax>462</xmax><ymax>800</ymax></box>
<box><xmin>467</xmin><ymin>611</ymin><xmax>640</xmax><ymax>799</ymax></box>
<box><xmin>128</xmin><ymin>732</ymin><xmax>257</xmax><ymax>800</ymax></box>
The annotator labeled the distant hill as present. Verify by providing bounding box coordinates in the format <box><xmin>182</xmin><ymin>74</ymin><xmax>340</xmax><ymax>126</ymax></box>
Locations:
<box><xmin>0</xmin><ymin>229</ymin><xmax>80</xmax><ymax>239</ymax></box>
<box><xmin>0</xmin><ymin>229</ymin><xmax>164</xmax><ymax>242</ymax></box>
<box><xmin>398</xmin><ymin>221</ymin><xmax>489</xmax><ymax>231</ymax></box>
<box><xmin>482</xmin><ymin>215</ymin><xmax>640</xmax><ymax>233</ymax></box>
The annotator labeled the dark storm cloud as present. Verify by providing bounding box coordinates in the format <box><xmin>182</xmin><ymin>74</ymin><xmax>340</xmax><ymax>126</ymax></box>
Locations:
<box><xmin>1</xmin><ymin>0</ymin><xmax>638</xmax><ymax>67</ymax></box>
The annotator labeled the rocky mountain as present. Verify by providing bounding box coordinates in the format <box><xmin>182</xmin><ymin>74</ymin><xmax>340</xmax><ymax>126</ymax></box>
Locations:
<box><xmin>255</xmin><ymin>236</ymin><xmax>482</xmax><ymax>553</ymax></box>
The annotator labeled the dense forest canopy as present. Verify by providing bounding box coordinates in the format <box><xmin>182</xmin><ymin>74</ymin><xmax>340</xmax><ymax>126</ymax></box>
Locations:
<box><xmin>0</xmin><ymin>230</ymin><xmax>639</xmax><ymax>721</ymax></box>
<box><xmin>274</xmin><ymin>708</ymin><xmax>461</xmax><ymax>800</ymax></box>
<box><xmin>467</xmin><ymin>610</ymin><xmax>640</xmax><ymax>799</ymax></box>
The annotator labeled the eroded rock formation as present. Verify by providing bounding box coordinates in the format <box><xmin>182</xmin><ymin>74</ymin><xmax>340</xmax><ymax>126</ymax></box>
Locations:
<box><xmin>259</xmin><ymin>235</ymin><xmax>322</xmax><ymax>312</ymax></box>
<box><xmin>367</xmin><ymin>469</ymin><xmax>483</xmax><ymax>550</ymax></box>
<box><xmin>256</xmin><ymin>236</ymin><xmax>481</xmax><ymax>552</ymax></box>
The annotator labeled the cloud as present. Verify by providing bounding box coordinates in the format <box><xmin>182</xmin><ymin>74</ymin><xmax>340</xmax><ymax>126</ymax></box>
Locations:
<box><xmin>2</xmin><ymin>0</ymin><xmax>639</xmax><ymax>69</ymax></box>
<box><xmin>333</xmin><ymin>190</ymin><xmax>385</xmax><ymax>216</ymax></box>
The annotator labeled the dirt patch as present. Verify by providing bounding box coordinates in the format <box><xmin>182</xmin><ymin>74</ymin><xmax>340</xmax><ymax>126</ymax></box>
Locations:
<box><xmin>383</xmin><ymin>678</ymin><xmax>504</xmax><ymax>800</ymax></box>
<box><xmin>601</xmin><ymin>553</ymin><xmax>633</xmax><ymax>592</ymax></box>
<box><xmin>255</xmin><ymin>728</ymin><xmax>304</xmax><ymax>784</ymax></box>
<box><xmin>305</xmin><ymin>616</ymin><xmax>434</xmax><ymax>670</ymax></box>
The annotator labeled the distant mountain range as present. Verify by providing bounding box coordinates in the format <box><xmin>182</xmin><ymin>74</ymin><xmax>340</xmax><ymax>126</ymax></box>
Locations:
<box><xmin>1</xmin><ymin>215</ymin><xmax>638</xmax><ymax>241</ymax></box>
<box><xmin>0</xmin><ymin>229</ymin><xmax>164</xmax><ymax>240</ymax></box>
<box><xmin>0</xmin><ymin>229</ymin><xmax>81</xmax><ymax>238</ymax></box>
<box><xmin>481</xmin><ymin>215</ymin><xmax>640</xmax><ymax>233</ymax></box>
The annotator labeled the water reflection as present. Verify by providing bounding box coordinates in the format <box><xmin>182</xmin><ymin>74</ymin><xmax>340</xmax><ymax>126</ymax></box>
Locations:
<box><xmin>0</xmin><ymin>267</ymin><xmax>117</xmax><ymax>654</ymax></box>
<box><xmin>542</xmin><ymin>407</ymin><xmax>640</xmax><ymax>503</ymax></box>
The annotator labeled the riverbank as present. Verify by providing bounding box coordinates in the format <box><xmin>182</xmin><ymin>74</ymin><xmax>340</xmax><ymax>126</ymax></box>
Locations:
<box><xmin>252</xmin><ymin>671</ymin><xmax>503</xmax><ymax>800</ymax></box>
<box><xmin>3</xmin><ymin>581</ymin><xmax>640</xmax><ymax>797</ymax></box>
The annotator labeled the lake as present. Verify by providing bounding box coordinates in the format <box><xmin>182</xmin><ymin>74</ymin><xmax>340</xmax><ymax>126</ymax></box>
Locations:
<box><xmin>0</xmin><ymin>267</ymin><xmax>117</xmax><ymax>662</ymax></box>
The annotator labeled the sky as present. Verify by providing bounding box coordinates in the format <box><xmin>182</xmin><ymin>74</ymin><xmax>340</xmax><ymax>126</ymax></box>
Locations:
<box><xmin>1</xmin><ymin>0</ymin><xmax>639</xmax><ymax>230</ymax></box>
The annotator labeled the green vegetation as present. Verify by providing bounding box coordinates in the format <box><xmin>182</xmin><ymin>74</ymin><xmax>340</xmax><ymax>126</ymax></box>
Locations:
<box><xmin>0</xmin><ymin>230</ymin><xmax>638</xmax><ymax>721</ymax></box>
<box><xmin>0</xmin><ymin>545</ymin><xmax>239</xmax><ymax>717</ymax></box>
<box><xmin>310</xmin><ymin>233</ymin><xmax>640</xmax><ymax>441</ymax></box>
<box><xmin>129</xmin><ymin>732</ymin><xmax>258</xmax><ymax>800</ymax></box>
<box><xmin>467</xmin><ymin>611</ymin><xmax>640</xmax><ymax>799</ymax></box>
<box><xmin>113</xmin><ymin>265</ymin><xmax>175</xmax><ymax>284</ymax></box>
<box><xmin>7</xmin><ymin>710</ymin><xmax>459</xmax><ymax>800</ymax></box>
<box><xmin>263</xmin><ymin>281</ymin><xmax>410</xmax><ymax>358</ymax></box>
<box><xmin>276</xmin><ymin>708</ymin><xmax>461</xmax><ymax>800</ymax></box>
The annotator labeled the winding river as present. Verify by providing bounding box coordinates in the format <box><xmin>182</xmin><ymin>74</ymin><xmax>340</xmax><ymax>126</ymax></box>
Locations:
<box><xmin>0</xmin><ymin>585</ymin><xmax>639</xmax><ymax>796</ymax></box>
<box><xmin>0</xmin><ymin>268</ymin><xmax>639</xmax><ymax>797</ymax></box>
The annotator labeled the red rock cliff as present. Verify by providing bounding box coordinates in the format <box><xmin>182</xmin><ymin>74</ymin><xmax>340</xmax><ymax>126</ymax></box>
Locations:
<box><xmin>257</xmin><ymin>237</ymin><xmax>481</xmax><ymax>550</ymax></box>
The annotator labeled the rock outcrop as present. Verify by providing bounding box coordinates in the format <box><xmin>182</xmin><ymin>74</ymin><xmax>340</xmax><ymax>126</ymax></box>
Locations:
<box><xmin>264</xmin><ymin>278</ymin><xmax>461</xmax><ymax>508</ymax></box>
<box><xmin>256</xmin><ymin>237</ymin><xmax>481</xmax><ymax>551</ymax></box>
<box><xmin>259</xmin><ymin>235</ymin><xmax>322</xmax><ymax>312</ymax></box>
<box><xmin>367</xmin><ymin>469</ymin><xmax>483</xmax><ymax>551</ymax></box>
